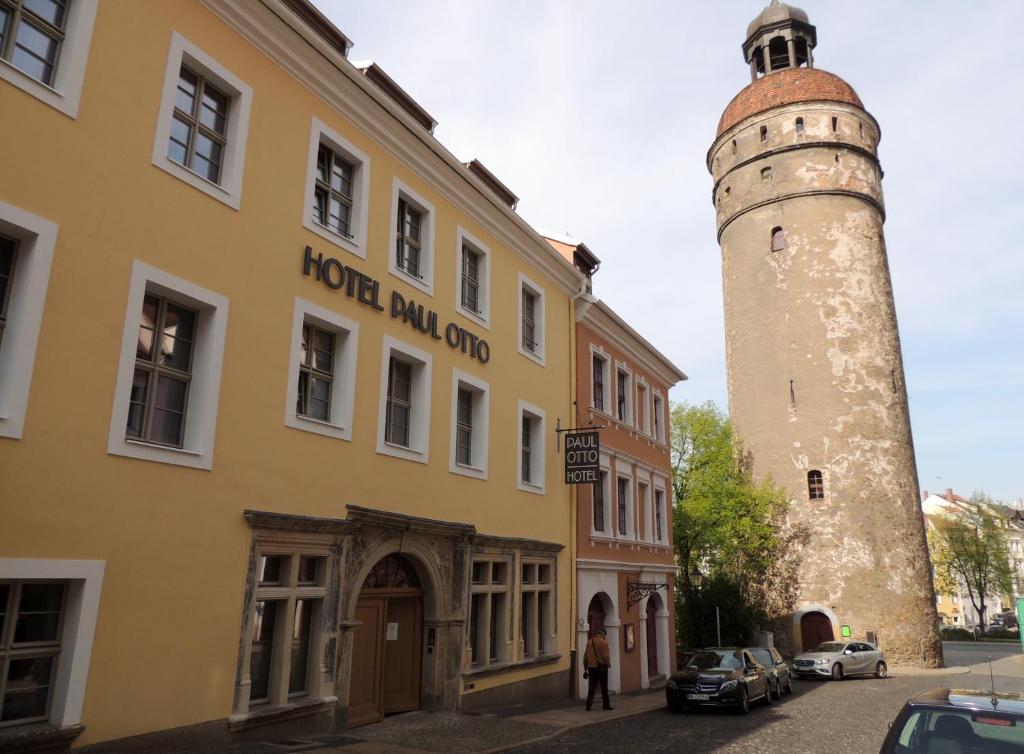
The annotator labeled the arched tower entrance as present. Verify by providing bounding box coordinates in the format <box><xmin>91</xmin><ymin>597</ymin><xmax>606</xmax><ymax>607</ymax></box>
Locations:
<box><xmin>348</xmin><ymin>554</ymin><xmax>425</xmax><ymax>727</ymax></box>
<box><xmin>799</xmin><ymin>611</ymin><xmax>834</xmax><ymax>651</ymax></box>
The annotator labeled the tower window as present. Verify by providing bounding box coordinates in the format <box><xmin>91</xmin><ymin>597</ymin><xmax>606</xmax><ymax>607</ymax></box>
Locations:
<box><xmin>761</xmin><ymin>166</ymin><xmax>773</xmax><ymax>181</ymax></box>
<box><xmin>760</xmin><ymin>126</ymin><xmax>768</xmax><ymax>143</ymax></box>
<box><xmin>768</xmin><ymin>36</ymin><xmax>789</xmax><ymax>71</ymax></box>
<box><xmin>795</xmin><ymin>117</ymin><xmax>804</xmax><ymax>134</ymax></box>
<box><xmin>808</xmin><ymin>470</ymin><xmax>825</xmax><ymax>500</ymax></box>
<box><xmin>789</xmin><ymin>379</ymin><xmax>796</xmax><ymax>404</ymax></box>
<box><xmin>831</xmin><ymin>116</ymin><xmax>838</xmax><ymax>132</ymax></box>
<box><xmin>732</xmin><ymin>139</ymin><xmax>737</xmax><ymax>154</ymax></box>
<box><xmin>771</xmin><ymin>227</ymin><xmax>786</xmax><ymax>252</ymax></box>
<box><xmin>859</xmin><ymin>122</ymin><xmax>864</xmax><ymax>139</ymax></box>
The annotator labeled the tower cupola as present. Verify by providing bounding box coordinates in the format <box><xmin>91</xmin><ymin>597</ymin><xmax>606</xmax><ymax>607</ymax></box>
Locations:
<box><xmin>743</xmin><ymin>0</ymin><xmax>817</xmax><ymax>81</ymax></box>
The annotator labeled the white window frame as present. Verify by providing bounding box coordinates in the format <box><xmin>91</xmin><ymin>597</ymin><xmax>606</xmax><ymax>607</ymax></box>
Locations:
<box><xmin>615</xmin><ymin>466</ymin><xmax>634</xmax><ymax>540</ymax></box>
<box><xmin>449</xmin><ymin>368</ymin><xmax>489</xmax><ymax>480</ymax></box>
<box><xmin>376</xmin><ymin>335</ymin><xmax>432</xmax><ymax>464</ymax></box>
<box><xmin>107</xmin><ymin>260</ymin><xmax>229</xmax><ymax>470</ymax></box>
<box><xmin>589</xmin><ymin>345</ymin><xmax>611</xmax><ymax>414</ymax></box>
<box><xmin>284</xmin><ymin>298</ymin><xmax>359</xmax><ymax>442</ymax></box>
<box><xmin>151</xmin><ymin>32</ymin><xmax>253</xmax><ymax>210</ymax></box>
<box><xmin>454</xmin><ymin>226</ymin><xmax>490</xmax><ymax>329</ymax></box>
<box><xmin>0</xmin><ymin>200</ymin><xmax>57</xmax><ymax>440</ymax></box>
<box><xmin>517</xmin><ymin>273</ymin><xmax>546</xmax><ymax>366</ymax></box>
<box><xmin>635</xmin><ymin>378</ymin><xmax>651</xmax><ymax>434</ymax></box>
<box><xmin>0</xmin><ymin>0</ymin><xmax>97</xmax><ymax>118</ymax></box>
<box><xmin>467</xmin><ymin>558</ymin><xmax>512</xmax><ymax>669</ymax></box>
<box><xmin>591</xmin><ymin>454</ymin><xmax>612</xmax><ymax>537</ymax></box>
<box><xmin>637</xmin><ymin>474</ymin><xmax>652</xmax><ymax>543</ymax></box>
<box><xmin>517</xmin><ymin>399</ymin><xmax>546</xmax><ymax>494</ymax></box>
<box><xmin>519</xmin><ymin>558</ymin><xmax>555</xmax><ymax>660</ymax></box>
<box><xmin>0</xmin><ymin>559</ymin><xmax>104</xmax><ymax>728</ymax></box>
<box><xmin>301</xmin><ymin>116</ymin><xmax>371</xmax><ymax>259</ymax></box>
<box><xmin>652</xmin><ymin>391</ymin><xmax>666</xmax><ymax>444</ymax></box>
<box><xmin>653</xmin><ymin>479</ymin><xmax>669</xmax><ymax>545</ymax></box>
<box><xmin>388</xmin><ymin>178</ymin><xmax>435</xmax><ymax>295</ymax></box>
<box><xmin>615</xmin><ymin>362</ymin><xmax>633</xmax><ymax>426</ymax></box>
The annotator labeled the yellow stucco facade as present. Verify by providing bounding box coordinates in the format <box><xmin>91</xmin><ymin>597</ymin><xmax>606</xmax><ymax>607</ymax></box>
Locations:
<box><xmin>0</xmin><ymin>0</ymin><xmax>584</xmax><ymax>748</ymax></box>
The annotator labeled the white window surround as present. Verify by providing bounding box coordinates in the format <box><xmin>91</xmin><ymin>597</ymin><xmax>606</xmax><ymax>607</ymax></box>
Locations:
<box><xmin>614</xmin><ymin>465</ymin><xmax>634</xmax><ymax>539</ymax></box>
<box><xmin>107</xmin><ymin>260</ymin><xmax>229</xmax><ymax>470</ymax></box>
<box><xmin>517</xmin><ymin>272</ymin><xmax>546</xmax><ymax>366</ymax></box>
<box><xmin>0</xmin><ymin>0</ymin><xmax>97</xmax><ymax>118</ymax></box>
<box><xmin>388</xmin><ymin>178</ymin><xmax>435</xmax><ymax>296</ymax></box>
<box><xmin>449</xmin><ymin>368</ymin><xmax>489</xmax><ymax>480</ymax></box>
<box><xmin>0</xmin><ymin>559</ymin><xmax>104</xmax><ymax>728</ymax></box>
<box><xmin>637</xmin><ymin>476</ymin><xmax>652</xmax><ymax>543</ymax></box>
<box><xmin>517</xmin><ymin>399</ymin><xmax>546</xmax><ymax>494</ymax></box>
<box><xmin>151</xmin><ymin>32</ymin><xmax>253</xmax><ymax>210</ymax></box>
<box><xmin>591</xmin><ymin>454</ymin><xmax>612</xmax><ymax>537</ymax></box>
<box><xmin>284</xmin><ymin>298</ymin><xmax>359</xmax><ymax>442</ymax></box>
<box><xmin>0</xmin><ymin>201</ymin><xmax>57</xmax><ymax>440</ymax></box>
<box><xmin>376</xmin><ymin>335</ymin><xmax>432</xmax><ymax>464</ymax></box>
<box><xmin>589</xmin><ymin>344</ymin><xmax>611</xmax><ymax>413</ymax></box>
<box><xmin>615</xmin><ymin>362</ymin><xmax>633</xmax><ymax>426</ymax></box>
<box><xmin>635</xmin><ymin>377</ymin><xmax>651</xmax><ymax>434</ymax></box>
<box><xmin>454</xmin><ymin>226</ymin><xmax>491</xmax><ymax>329</ymax></box>
<box><xmin>301</xmin><ymin>116</ymin><xmax>371</xmax><ymax>259</ymax></box>
<box><xmin>653</xmin><ymin>479</ymin><xmax>669</xmax><ymax>545</ymax></box>
<box><xmin>652</xmin><ymin>391</ymin><xmax>666</xmax><ymax>445</ymax></box>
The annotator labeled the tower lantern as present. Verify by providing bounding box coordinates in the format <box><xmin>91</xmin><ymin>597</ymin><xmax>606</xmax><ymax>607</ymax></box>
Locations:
<box><xmin>743</xmin><ymin>0</ymin><xmax>817</xmax><ymax>80</ymax></box>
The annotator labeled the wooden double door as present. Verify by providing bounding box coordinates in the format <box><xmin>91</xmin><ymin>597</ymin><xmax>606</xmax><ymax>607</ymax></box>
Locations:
<box><xmin>348</xmin><ymin>590</ymin><xmax>423</xmax><ymax>728</ymax></box>
<box><xmin>800</xmin><ymin>611</ymin><xmax>834</xmax><ymax>652</ymax></box>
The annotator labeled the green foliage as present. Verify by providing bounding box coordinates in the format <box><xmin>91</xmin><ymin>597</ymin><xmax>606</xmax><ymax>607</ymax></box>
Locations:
<box><xmin>939</xmin><ymin>626</ymin><xmax>975</xmax><ymax>641</ymax></box>
<box><xmin>670</xmin><ymin>401</ymin><xmax>795</xmax><ymax>648</ymax></box>
<box><xmin>931</xmin><ymin>491</ymin><xmax>1014</xmax><ymax>630</ymax></box>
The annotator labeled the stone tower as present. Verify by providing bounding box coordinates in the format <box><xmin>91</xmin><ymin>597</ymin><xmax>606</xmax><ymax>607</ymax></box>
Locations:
<box><xmin>708</xmin><ymin>1</ymin><xmax>942</xmax><ymax>666</ymax></box>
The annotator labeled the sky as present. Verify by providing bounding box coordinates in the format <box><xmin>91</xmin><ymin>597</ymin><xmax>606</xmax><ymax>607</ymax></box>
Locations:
<box><xmin>321</xmin><ymin>1</ymin><xmax>1024</xmax><ymax>503</ymax></box>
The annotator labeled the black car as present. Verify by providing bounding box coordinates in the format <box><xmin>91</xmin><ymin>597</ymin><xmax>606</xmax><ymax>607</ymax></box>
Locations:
<box><xmin>879</xmin><ymin>688</ymin><xmax>1024</xmax><ymax>753</ymax></box>
<box><xmin>746</xmin><ymin>646</ymin><xmax>793</xmax><ymax>700</ymax></box>
<box><xmin>666</xmin><ymin>647</ymin><xmax>771</xmax><ymax>714</ymax></box>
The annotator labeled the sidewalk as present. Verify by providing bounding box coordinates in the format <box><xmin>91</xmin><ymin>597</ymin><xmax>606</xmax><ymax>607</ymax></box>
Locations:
<box><xmin>306</xmin><ymin>689</ymin><xmax>666</xmax><ymax>754</ymax></box>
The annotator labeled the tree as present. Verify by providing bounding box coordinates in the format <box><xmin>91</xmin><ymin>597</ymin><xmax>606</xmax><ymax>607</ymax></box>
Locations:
<box><xmin>931</xmin><ymin>492</ymin><xmax>1013</xmax><ymax>630</ymax></box>
<box><xmin>670</xmin><ymin>402</ymin><xmax>794</xmax><ymax>647</ymax></box>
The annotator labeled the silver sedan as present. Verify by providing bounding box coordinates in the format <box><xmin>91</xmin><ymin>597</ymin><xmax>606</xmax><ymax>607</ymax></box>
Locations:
<box><xmin>792</xmin><ymin>641</ymin><xmax>887</xmax><ymax>681</ymax></box>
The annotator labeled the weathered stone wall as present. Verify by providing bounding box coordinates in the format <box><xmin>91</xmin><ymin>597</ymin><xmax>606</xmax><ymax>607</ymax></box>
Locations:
<box><xmin>710</xmin><ymin>99</ymin><xmax>942</xmax><ymax>667</ymax></box>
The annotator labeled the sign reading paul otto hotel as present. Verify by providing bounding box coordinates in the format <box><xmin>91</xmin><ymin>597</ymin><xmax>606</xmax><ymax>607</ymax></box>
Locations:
<box><xmin>564</xmin><ymin>430</ymin><xmax>600</xmax><ymax>484</ymax></box>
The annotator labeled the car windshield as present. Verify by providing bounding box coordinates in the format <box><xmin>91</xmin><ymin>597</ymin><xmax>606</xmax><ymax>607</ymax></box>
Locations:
<box><xmin>686</xmin><ymin>651</ymin><xmax>743</xmax><ymax>671</ymax></box>
<box><xmin>750</xmin><ymin>649</ymin><xmax>774</xmax><ymax>667</ymax></box>
<box><xmin>894</xmin><ymin>708</ymin><xmax>1024</xmax><ymax>751</ymax></box>
<box><xmin>812</xmin><ymin>642</ymin><xmax>846</xmax><ymax>654</ymax></box>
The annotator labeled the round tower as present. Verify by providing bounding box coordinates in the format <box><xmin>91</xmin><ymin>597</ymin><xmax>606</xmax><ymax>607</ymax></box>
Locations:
<box><xmin>708</xmin><ymin>1</ymin><xmax>942</xmax><ymax>666</ymax></box>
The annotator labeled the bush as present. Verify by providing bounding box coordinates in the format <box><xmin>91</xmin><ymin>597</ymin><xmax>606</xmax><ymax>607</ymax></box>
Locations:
<box><xmin>939</xmin><ymin>626</ymin><xmax>975</xmax><ymax>641</ymax></box>
<box><xmin>984</xmin><ymin>627</ymin><xmax>1020</xmax><ymax>640</ymax></box>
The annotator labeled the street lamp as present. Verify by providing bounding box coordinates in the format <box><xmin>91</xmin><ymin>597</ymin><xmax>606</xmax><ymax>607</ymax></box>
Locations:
<box><xmin>687</xmin><ymin>565</ymin><xmax>721</xmax><ymax>647</ymax></box>
<box><xmin>688</xmin><ymin>566</ymin><xmax>703</xmax><ymax>590</ymax></box>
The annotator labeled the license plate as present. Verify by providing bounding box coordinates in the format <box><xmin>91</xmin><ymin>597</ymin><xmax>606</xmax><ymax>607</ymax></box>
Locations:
<box><xmin>686</xmin><ymin>693</ymin><xmax>711</xmax><ymax>700</ymax></box>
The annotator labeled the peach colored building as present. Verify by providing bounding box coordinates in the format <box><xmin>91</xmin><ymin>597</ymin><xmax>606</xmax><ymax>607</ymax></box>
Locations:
<box><xmin>546</xmin><ymin>235</ymin><xmax>686</xmax><ymax>695</ymax></box>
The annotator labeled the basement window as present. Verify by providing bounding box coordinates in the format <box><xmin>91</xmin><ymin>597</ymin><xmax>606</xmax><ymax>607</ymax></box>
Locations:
<box><xmin>808</xmin><ymin>470</ymin><xmax>825</xmax><ymax>500</ymax></box>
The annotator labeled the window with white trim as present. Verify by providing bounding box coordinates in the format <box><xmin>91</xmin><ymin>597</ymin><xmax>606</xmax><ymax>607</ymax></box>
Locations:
<box><xmin>637</xmin><ymin>480</ymin><xmax>650</xmax><ymax>541</ymax></box>
<box><xmin>388</xmin><ymin>179</ymin><xmax>434</xmax><ymax>294</ymax></box>
<box><xmin>455</xmin><ymin>228</ymin><xmax>490</xmax><ymax>327</ymax></box>
<box><xmin>285</xmin><ymin>299</ymin><xmax>358</xmax><ymax>441</ymax></box>
<box><xmin>517</xmin><ymin>273</ymin><xmax>545</xmax><ymax>365</ymax></box>
<box><xmin>0</xmin><ymin>0</ymin><xmax>96</xmax><ymax>117</ymax></box>
<box><xmin>468</xmin><ymin>559</ymin><xmax>509</xmax><ymax>668</ymax></box>
<box><xmin>520</xmin><ymin>561</ymin><xmax>553</xmax><ymax>659</ymax></box>
<box><xmin>151</xmin><ymin>32</ymin><xmax>252</xmax><ymax>209</ymax></box>
<box><xmin>636</xmin><ymin>381</ymin><xmax>649</xmax><ymax>434</ymax></box>
<box><xmin>517</xmin><ymin>400</ymin><xmax>545</xmax><ymax>493</ymax></box>
<box><xmin>654</xmin><ymin>487</ymin><xmax>667</xmax><ymax>544</ymax></box>
<box><xmin>376</xmin><ymin>336</ymin><xmax>431</xmax><ymax>463</ymax></box>
<box><xmin>653</xmin><ymin>393</ymin><xmax>665</xmax><ymax>444</ymax></box>
<box><xmin>592</xmin><ymin>470</ymin><xmax>608</xmax><ymax>533</ymax></box>
<box><xmin>0</xmin><ymin>202</ymin><xmax>56</xmax><ymax>441</ymax></box>
<box><xmin>449</xmin><ymin>369</ymin><xmax>489</xmax><ymax>479</ymax></box>
<box><xmin>239</xmin><ymin>547</ymin><xmax>330</xmax><ymax>714</ymax></box>
<box><xmin>301</xmin><ymin>118</ymin><xmax>371</xmax><ymax>258</ymax></box>
<box><xmin>616</xmin><ymin>476</ymin><xmax>632</xmax><ymax>538</ymax></box>
<box><xmin>616</xmin><ymin>367</ymin><xmax>633</xmax><ymax>424</ymax></box>
<box><xmin>592</xmin><ymin>353</ymin><xmax>608</xmax><ymax>412</ymax></box>
<box><xmin>108</xmin><ymin>261</ymin><xmax>229</xmax><ymax>469</ymax></box>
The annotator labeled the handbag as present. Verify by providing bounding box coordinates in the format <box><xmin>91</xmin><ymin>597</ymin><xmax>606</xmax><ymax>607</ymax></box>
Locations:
<box><xmin>582</xmin><ymin>638</ymin><xmax>593</xmax><ymax>679</ymax></box>
<box><xmin>583</xmin><ymin>668</ymin><xmax>589</xmax><ymax>679</ymax></box>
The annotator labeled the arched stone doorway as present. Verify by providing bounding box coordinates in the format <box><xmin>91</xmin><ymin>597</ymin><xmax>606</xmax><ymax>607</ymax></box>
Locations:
<box><xmin>587</xmin><ymin>594</ymin><xmax>606</xmax><ymax>638</ymax></box>
<box><xmin>348</xmin><ymin>554</ymin><xmax>425</xmax><ymax>727</ymax></box>
<box><xmin>577</xmin><ymin>590</ymin><xmax>621</xmax><ymax>697</ymax></box>
<box><xmin>800</xmin><ymin>611</ymin><xmax>834</xmax><ymax>652</ymax></box>
<box><xmin>646</xmin><ymin>596</ymin><xmax>659</xmax><ymax>678</ymax></box>
<box><xmin>639</xmin><ymin>591</ymin><xmax>670</xmax><ymax>688</ymax></box>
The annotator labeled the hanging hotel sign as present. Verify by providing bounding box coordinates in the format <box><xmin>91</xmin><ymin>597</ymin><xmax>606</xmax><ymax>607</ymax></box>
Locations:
<box><xmin>564</xmin><ymin>430</ymin><xmax>600</xmax><ymax>484</ymax></box>
<box><xmin>302</xmin><ymin>246</ymin><xmax>490</xmax><ymax>364</ymax></box>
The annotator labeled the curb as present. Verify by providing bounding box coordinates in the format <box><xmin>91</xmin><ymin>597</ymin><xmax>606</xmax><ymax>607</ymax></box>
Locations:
<box><xmin>478</xmin><ymin>703</ymin><xmax>664</xmax><ymax>754</ymax></box>
<box><xmin>888</xmin><ymin>666</ymin><xmax>971</xmax><ymax>676</ymax></box>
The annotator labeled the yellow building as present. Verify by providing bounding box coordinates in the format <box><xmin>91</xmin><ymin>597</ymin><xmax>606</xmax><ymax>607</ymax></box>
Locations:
<box><xmin>0</xmin><ymin>0</ymin><xmax>587</xmax><ymax>748</ymax></box>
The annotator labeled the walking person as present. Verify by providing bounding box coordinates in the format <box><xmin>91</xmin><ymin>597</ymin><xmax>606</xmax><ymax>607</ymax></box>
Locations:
<box><xmin>583</xmin><ymin>627</ymin><xmax>613</xmax><ymax>711</ymax></box>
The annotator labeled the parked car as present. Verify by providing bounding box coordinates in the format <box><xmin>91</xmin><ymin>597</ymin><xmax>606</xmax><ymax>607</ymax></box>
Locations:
<box><xmin>666</xmin><ymin>647</ymin><xmax>771</xmax><ymax>714</ymax></box>
<box><xmin>990</xmin><ymin>611</ymin><xmax>1018</xmax><ymax>629</ymax></box>
<box><xmin>792</xmin><ymin>640</ymin><xmax>887</xmax><ymax>681</ymax></box>
<box><xmin>878</xmin><ymin>688</ymin><xmax>1024</xmax><ymax>752</ymax></box>
<box><xmin>747</xmin><ymin>646</ymin><xmax>793</xmax><ymax>699</ymax></box>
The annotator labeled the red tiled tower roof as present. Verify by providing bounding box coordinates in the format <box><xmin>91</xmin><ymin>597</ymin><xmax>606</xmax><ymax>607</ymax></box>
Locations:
<box><xmin>717</xmin><ymin>67</ymin><xmax>863</xmax><ymax>137</ymax></box>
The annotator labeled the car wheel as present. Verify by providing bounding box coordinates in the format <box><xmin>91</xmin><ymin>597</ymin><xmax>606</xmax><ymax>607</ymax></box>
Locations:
<box><xmin>875</xmin><ymin>661</ymin><xmax>887</xmax><ymax>679</ymax></box>
<box><xmin>831</xmin><ymin>663</ymin><xmax>844</xmax><ymax>681</ymax></box>
<box><xmin>668</xmin><ymin>700</ymin><xmax>683</xmax><ymax>714</ymax></box>
<box><xmin>737</xmin><ymin>685</ymin><xmax>750</xmax><ymax>715</ymax></box>
<box><xmin>785</xmin><ymin>676</ymin><xmax>794</xmax><ymax>694</ymax></box>
<box><xmin>763</xmin><ymin>682</ymin><xmax>773</xmax><ymax>705</ymax></box>
<box><xmin>769</xmin><ymin>680</ymin><xmax>780</xmax><ymax>701</ymax></box>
